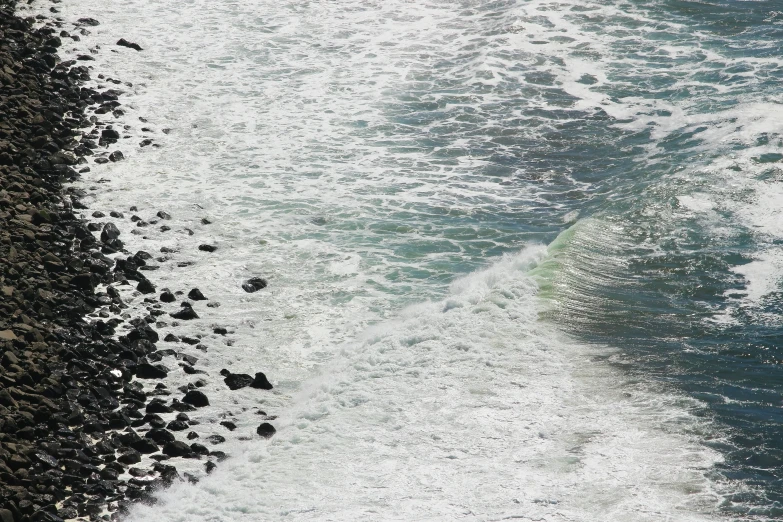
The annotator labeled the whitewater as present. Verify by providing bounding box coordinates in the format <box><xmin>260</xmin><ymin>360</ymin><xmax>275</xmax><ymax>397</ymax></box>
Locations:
<box><xmin>27</xmin><ymin>0</ymin><xmax>783</xmax><ymax>519</ymax></box>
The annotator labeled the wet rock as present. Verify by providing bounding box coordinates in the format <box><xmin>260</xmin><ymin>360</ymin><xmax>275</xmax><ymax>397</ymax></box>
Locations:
<box><xmin>145</xmin><ymin>429</ymin><xmax>176</xmax><ymax>444</ymax></box>
<box><xmin>100</xmin><ymin>222</ymin><xmax>121</xmax><ymax>242</ymax></box>
<box><xmin>256</xmin><ymin>423</ymin><xmax>276</xmax><ymax>439</ymax></box>
<box><xmin>223</xmin><ymin>372</ymin><xmax>253</xmax><ymax>390</ymax></box>
<box><xmin>213</xmin><ymin>327</ymin><xmax>228</xmax><ymax>335</ymax></box>
<box><xmin>183</xmin><ymin>390</ymin><xmax>209</xmax><ymax>407</ymax></box>
<box><xmin>162</xmin><ymin>441</ymin><xmax>191</xmax><ymax>457</ymax></box>
<box><xmin>136</xmin><ymin>363</ymin><xmax>168</xmax><ymax>379</ymax></box>
<box><xmin>205</xmin><ymin>461</ymin><xmax>217</xmax><ymax>474</ymax></box>
<box><xmin>137</xmin><ymin>278</ymin><xmax>156</xmax><ymax>294</ymax></box>
<box><xmin>251</xmin><ymin>372</ymin><xmax>274</xmax><ymax>390</ymax></box>
<box><xmin>171</xmin><ymin>305</ymin><xmax>199</xmax><ymax>320</ymax></box>
<box><xmin>109</xmin><ymin>151</ymin><xmax>124</xmax><ymax>162</ymax></box>
<box><xmin>156</xmin><ymin>210</ymin><xmax>171</xmax><ymax>220</ymax></box>
<box><xmin>187</xmin><ymin>288</ymin><xmax>207</xmax><ymax>300</ymax></box>
<box><xmin>160</xmin><ymin>290</ymin><xmax>176</xmax><ymax>303</ymax></box>
<box><xmin>198</xmin><ymin>244</ymin><xmax>217</xmax><ymax>252</ymax></box>
<box><xmin>117</xmin><ymin>450</ymin><xmax>142</xmax><ymax>465</ymax></box>
<box><xmin>117</xmin><ymin>38</ymin><xmax>143</xmax><ymax>51</ymax></box>
<box><xmin>78</xmin><ymin>17</ymin><xmax>100</xmax><ymax>25</ymax></box>
<box><xmin>220</xmin><ymin>421</ymin><xmax>237</xmax><ymax>431</ymax></box>
<box><xmin>242</xmin><ymin>277</ymin><xmax>268</xmax><ymax>293</ymax></box>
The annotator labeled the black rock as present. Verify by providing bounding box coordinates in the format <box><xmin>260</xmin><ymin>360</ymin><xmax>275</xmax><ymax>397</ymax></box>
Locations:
<box><xmin>135</xmin><ymin>363</ymin><xmax>168</xmax><ymax>379</ymax></box>
<box><xmin>242</xmin><ymin>277</ymin><xmax>267</xmax><ymax>293</ymax></box>
<box><xmin>162</xmin><ymin>441</ymin><xmax>191</xmax><ymax>457</ymax></box>
<box><xmin>109</xmin><ymin>151</ymin><xmax>124</xmax><ymax>162</ymax></box>
<box><xmin>146</xmin><ymin>399</ymin><xmax>173</xmax><ymax>414</ymax></box>
<box><xmin>78</xmin><ymin>17</ymin><xmax>100</xmax><ymax>25</ymax></box>
<box><xmin>156</xmin><ymin>210</ymin><xmax>171</xmax><ymax>220</ymax></box>
<box><xmin>182</xmin><ymin>390</ymin><xmax>209</xmax><ymax>407</ymax></box>
<box><xmin>131</xmin><ymin>439</ymin><xmax>159</xmax><ymax>454</ymax></box>
<box><xmin>213</xmin><ymin>327</ymin><xmax>227</xmax><ymax>335</ymax></box>
<box><xmin>223</xmin><ymin>373</ymin><xmax>253</xmax><ymax>391</ymax></box>
<box><xmin>187</xmin><ymin>288</ymin><xmax>207</xmax><ymax>300</ymax></box>
<box><xmin>101</xmin><ymin>128</ymin><xmax>120</xmax><ymax>140</ymax></box>
<box><xmin>160</xmin><ymin>291</ymin><xmax>176</xmax><ymax>303</ymax></box>
<box><xmin>117</xmin><ymin>450</ymin><xmax>141</xmax><ymax>465</ymax></box>
<box><xmin>205</xmin><ymin>461</ymin><xmax>217</xmax><ymax>473</ymax></box>
<box><xmin>220</xmin><ymin>421</ymin><xmax>237</xmax><ymax>431</ymax></box>
<box><xmin>251</xmin><ymin>372</ymin><xmax>274</xmax><ymax>390</ymax></box>
<box><xmin>137</xmin><ymin>278</ymin><xmax>156</xmax><ymax>294</ymax></box>
<box><xmin>145</xmin><ymin>429</ymin><xmax>175</xmax><ymax>444</ymax></box>
<box><xmin>198</xmin><ymin>244</ymin><xmax>217</xmax><ymax>252</ymax></box>
<box><xmin>117</xmin><ymin>38</ymin><xmax>143</xmax><ymax>51</ymax></box>
<box><xmin>171</xmin><ymin>307</ymin><xmax>199</xmax><ymax>320</ymax></box>
<box><xmin>100</xmin><ymin>222</ymin><xmax>120</xmax><ymax>242</ymax></box>
<box><xmin>256</xmin><ymin>423</ymin><xmax>276</xmax><ymax>439</ymax></box>
<box><xmin>190</xmin><ymin>443</ymin><xmax>209</xmax><ymax>455</ymax></box>
<box><xmin>166</xmin><ymin>420</ymin><xmax>188</xmax><ymax>431</ymax></box>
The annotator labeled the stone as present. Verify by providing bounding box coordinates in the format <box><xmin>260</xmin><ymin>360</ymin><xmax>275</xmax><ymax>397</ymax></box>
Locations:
<box><xmin>182</xmin><ymin>390</ymin><xmax>209</xmax><ymax>407</ymax></box>
<box><xmin>187</xmin><ymin>288</ymin><xmax>207</xmax><ymax>300</ymax></box>
<box><xmin>109</xmin><ymin>151</ymin><xmax>124</xmax><ymax>162</ymax></box>
<box><xmin>251</xmin><ymin>372</ymin><xmax>274</xmax><ymax>390</ymax></box>
<box><xmin>117</xmin><ymin>450</ymin><xmax>142</xmax><ymax>465</ymax></box>
<box><xmin>117</xmin><ymin>38</ymin><xmax>143</xmax><ymax>51</ymax></box>
<box><xmin>257</xmin><ymin>423</ymin><xmax>276</xmax><ymax>438</ymax></box>
<box><xmin>171</xmin><ymin>306</ymin><xmax>199</xmax><ymax>320</ymax></box>
<box><xmin>220</xmin><ymin>421</ymin><xmax>237</xmax><ymax>431</ymax></box>
<box><xmin>223</xmin><ymin>373</ymin><xmax>253</xmax><ymax>390</ymax></box>
<box><xmin>156</xmin><ymin>210</ymin><xmax>171</xmax><ymax>220</ymax></box>
<box><xmin>0</xmin><ymin>330</ymin><xmax>17</xmax><ymax>341</ymax></box>
<box><xmin>198</xmin><ymin>244</ymin><xmax>217</xmax><ymax>252</ymax></box>
<box><xmin>160</xmin><ymin>290</ymin><xmax>176</xmax><ymax>303</ymax></box>
<box><xmin>100</xmin><ymin>222</ymin><xmax>121</xmax><ymax>242</ymax></box>
<box><xmin>137</xmin><ymin>278</ymin><xmax>156</xmax><ymax>294</ymax></box>
<box><xmin>242</xmin><ymin>277</ymin><xmax>268</xmax><ymax>293</ymax></box>
<box><xmin>136</xmin><ymin>363</ymin><xmax>168</xmax><ymax>379</ymax></box>
<box><xmin>162</xmin><ymin>441</ymin><xmax>191</xmax><ymax>457</ymax></box>
<box><xmin>145</xmin><ymin>428</ymin><xmax>175</xmax><ymax>444</ymax></box>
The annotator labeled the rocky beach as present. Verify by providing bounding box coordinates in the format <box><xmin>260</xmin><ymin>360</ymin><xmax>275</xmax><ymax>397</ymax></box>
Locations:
<box><xmin>0</xmin><ymin>2</ymin><xmax>275</xmax><ymax>520</ymax></box>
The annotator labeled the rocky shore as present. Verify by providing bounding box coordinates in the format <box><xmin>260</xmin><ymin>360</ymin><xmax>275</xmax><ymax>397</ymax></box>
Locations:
<box><xmin>0</xmin><ymin>2</ymin><xmax>274</xmax><ymax>521</ymax></box>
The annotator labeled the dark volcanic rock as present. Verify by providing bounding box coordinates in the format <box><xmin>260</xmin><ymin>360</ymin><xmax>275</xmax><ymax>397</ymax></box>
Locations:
<box><xmin>187</xmin><ymin>288</ymin><xmax>207</xmax><ymax>300</ymax></box>
<box><xmin>162</xmin><ymin>441</ymin><xmax>192</xmax><ymax>457</ymax></box>
<box><xmin>117</xmin><ymin>38</ymin><xmax>143</xmax><ymax>51</ymax></box>
<box><xmin>251</xmin><ymin>372</ymin><xmax>274</xmax><ymax>390</ymax></box>
<box><xmin>257</xmin><ymin>423</ymin><xmax>276</xmax><ymax>438</ymax></box>
<box><xmin>242</xmin><ymin>277</ymin><xmax>268</xmax><ymax>293</ymax></box>
<box><xmin>182</xmin><ymin>390</ymin><xmax>209</xmax><ymax>407</ymax></box>
<box><xmin>198</xmin><ymin>244</ymin><xmax>218</xmax><ymax>252</ymax></box>
<box><xmin>223</xmin><ymin>373</ymin><xmax>253</xmax><ymax>390</ymax></box>
<box><xmin>160</xmin><ymin>290</ymin><xmax>176</xmax><ymax>303</ymax></box>
<box><xmin>136</xmin><ymin>363</ymin><xmax>169</xmax><ymax>379</ymax></box>
<box><xmin>171</xmin><ymin>305</ymin><xmax>199</xmax><ymax>320</ymax></box>
<box><xmin>101</xmin><ymin>222</ymin><xmax>121</xmax><ymax>242</ymax></box>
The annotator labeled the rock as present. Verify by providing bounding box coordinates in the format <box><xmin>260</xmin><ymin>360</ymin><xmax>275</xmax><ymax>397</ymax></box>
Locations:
<box><xmin>213</xmin><ymin>327</ymin><xmax>227</xmax><ymax>335</ymax></box>
<box><xmin>190</xmin><ymin>443</ymin><xmax>209</xmax><ymax>455</ymax></box>
<box><xmin>171</xmin><ymin>306</ymin><xmax>199</xmax><ymax>320</ymax></box>
<box><xmin>187</xmin><ymin>431</ymin><xmax>199</xmax><ymax>440</ymax></box>
<box><xmin>100</xmin><ymin>222</ymin><xmax>121</xmax><ymax>242</ymax></box>
<box><xmin>136</xmin><ymin>363</ymin><xmax>168</xmax><ymax>379</ymax></box>
<box><xmin>160</xmin><ymin>290</ymin><xmax>176</xmax><ymax>303</ymax></box>
<box><xmin>220</xmin><ymin>421</ymin><xmax>237</xmax><ymax>431</ymax></box>
<box><xmin>156</xmin><ymin>210</ymin><xmax>171</xmax><ymax>220</ymax></box>
<box><xmin>145</xmin><ymin>428</ymin><xmax>175</xmax><ymax>444</ymax></box>
<box><xmin>224</xmin><ymin>373</ymin><xmax>253</xmax><ymax>390</ymax></box>
<box><xmin>117</xmin><ymin>450</ymin><xmax>142</xmax><ymax>465</ymax></box>
<box><xmin>162</xmin><ymin>441</ymin><xmax>191</xmax><ymax>457</ymax></box>
<box><xmin>117</xmin><ymin>38</ymin><xmax>143</xmax><ymax>51</ymax></box>
<box><xmin>167</xmin><ymin>420</ymin><xmax>188</xmax><ymax>431</ymax></box>
<box><xmin>182</xmin><ymin>390</ymin><xmax>209</xmax><ymax>407</ymax></box>
<box><xmin>251</xmin><ymin>372</ymin><xmax>274</xmax><ymax>390</ymax></box>
<box><xmin>198</xmin><ymin>244</ymin><xmax>217</xmax><ymax>252</ymax></box>
<box><xmin>131</xmin><ymin>438</ymin><xmax>159</xmax><ymax>454</ymax></box>
<box><xmin>256</xmin><ymin>423</ymin><xmax>276</xmax><ymax>438</ymax></box>
<box><xmin>78</xmin><ymin>17</ymin><xmax>100</xmax><ymax>25</ymax></box>
<box><xmin>242</xmin><ymin>277</ymin><xmax>268</xmax><ymax>293</ymax></box>
<box><xmin>146</xmin><ymin>398</ymin><xmax>173</xmax><ymax>414</ymax></box>
<box><xmin>101</xmin><ymin>128</ymin><xmax>120</xmax><ymax>140</ymax></box>
<box><xmin>205</xmin><ymin>461</ymin><xmax>217</xmax><ymax>474</ymax></box>
<box><xmin>0</xmin><ymin>330</ymin><xmax>17</xmax><ymax>341</ymax></box>
<box><xmin>187</xmin><ymin>288</ymin><xmax>207</xmax><ymax>300</ymax></box>
<box><xmin>137</xmin><ymin>278</ymin><xmax>156</xmax><ymax>294</ymax></box>
<box><xmin>109</xmin><ymin>151</ymin><xmax>124</xmax><ymax>162</ymax></box>
<box><xmin>0</xmin><ymin>509</ymin><xmax>14</xmax><ymax>522</ymax></box>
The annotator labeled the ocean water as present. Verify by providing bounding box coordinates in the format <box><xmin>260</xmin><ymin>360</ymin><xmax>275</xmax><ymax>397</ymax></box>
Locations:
<box><xmin>26</xmin><ymin>0</ymin><xmax>783</xmax><ymax>519</ymax></box>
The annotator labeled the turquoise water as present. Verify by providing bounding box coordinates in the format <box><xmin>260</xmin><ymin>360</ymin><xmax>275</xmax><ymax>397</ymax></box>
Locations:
<box><xmin>29</xmin><ymin>0</ymin><xmax>783</xmax><ymax>518</ymax></box>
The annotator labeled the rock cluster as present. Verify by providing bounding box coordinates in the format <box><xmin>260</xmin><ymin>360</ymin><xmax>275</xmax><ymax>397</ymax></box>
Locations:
<box><xmin>0</xmin><ymin>4</ymin><xmax>277</xmax><ymax>521</ymax></box>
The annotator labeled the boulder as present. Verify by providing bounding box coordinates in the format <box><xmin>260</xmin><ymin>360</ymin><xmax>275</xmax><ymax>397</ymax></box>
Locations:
<box><xmin>251</xmin><ymin>372</ymin><xmax>273</xmax><ymax>390</ymax></box>
<box><xmin>224</xmin><ymin>373</ymin><xmax>253</xmax><ymax>390</ymax></box>
<box><xmin>256</xmin><ymin>423</ymin><xmax>276</xmax><ymax>439</ymax></box>
<box><xmin>242</xmin><ymin>277</ymin><xmax>267</xmax><ymax>293</ymax></box>
<box><xmin>182</xmin><ymin>390</ymin><xmax>209</xmax><ymax>407</ymax></box>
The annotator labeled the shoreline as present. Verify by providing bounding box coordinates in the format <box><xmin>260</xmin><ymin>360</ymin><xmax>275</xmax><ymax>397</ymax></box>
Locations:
<box><xmin>0</xmin><ymin>2</ymin><xmax>274</xmax><ymax>520</ymax></box>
